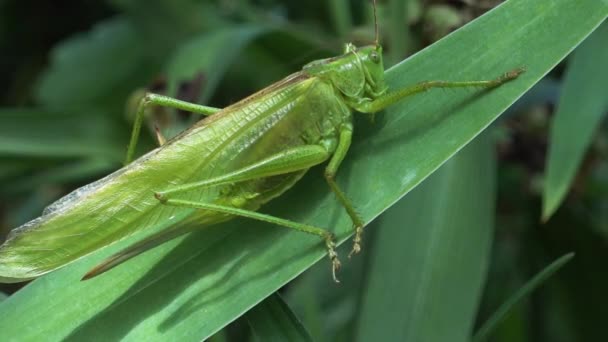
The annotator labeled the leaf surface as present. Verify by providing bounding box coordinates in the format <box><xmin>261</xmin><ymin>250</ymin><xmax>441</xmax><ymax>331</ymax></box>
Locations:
<box><xmin>0</xmin><ymin>1</ymin><xmax>606</xmax><ymax>340</ymax></box>
<box><xmin>542</xmin><ymin>22</ymin><xmax>608</xmax><ymax>220</ymax></box>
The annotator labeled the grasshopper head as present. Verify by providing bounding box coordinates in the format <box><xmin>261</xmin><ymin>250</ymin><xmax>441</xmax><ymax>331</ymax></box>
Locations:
<box><xmin>353</xmin><ymin>44</ymin><xmax>387</xmax><ymax>98</ymax></box>
<box><xmin>303</xmin><ymin>43</ymin><xmax>387</xmax><ymax>100</ymax></box>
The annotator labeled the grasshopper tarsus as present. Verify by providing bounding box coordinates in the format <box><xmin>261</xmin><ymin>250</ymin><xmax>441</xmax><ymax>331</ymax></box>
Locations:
<box><xmin>325</xmin><ymin>235</ymin><xmax>341</xmax><ymax>283</ymax></box>
<box><xmin>508</xmin><ymin>67</ymin><xmax>526</xmax><ymax>77</ymax></box>
<box><xmin>331</xmin><ymin>256</ymin><xmax>341</xmax><ymax>284</ymax></box>
<box><xmin>348</xmin><ymin>225</ymin><xmax>364</xmax><ymax>258</ymax></box>
<box><xmin>496</xmin><ymin>67</ymin><xmax>526</xmax><ymax>86</ymax></box>
<box><xmin>332</xmin><ymin>261</ymin><xmax>341</xmax><ymax>284</ymax></box>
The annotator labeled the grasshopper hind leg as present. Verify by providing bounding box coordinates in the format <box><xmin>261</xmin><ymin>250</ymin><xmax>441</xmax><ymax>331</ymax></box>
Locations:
<box><xmin>159</xmin><ymin>198</ymin><xmax>342</xmax><ymax>283</ymax></box>
<box><xmin>154</xmin><ymin>144</ymin><xmax>344</xmax><ymax>282</ymax></box>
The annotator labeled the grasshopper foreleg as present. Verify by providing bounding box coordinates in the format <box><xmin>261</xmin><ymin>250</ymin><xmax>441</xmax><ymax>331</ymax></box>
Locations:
<box><xmin>125</xmin><ymin>93</ymin><xmax>222</xmax><ymax>165</ymax></box>
<box><xmin>352</xmin><ymin>68</ymin><xmax>525</xmax><ymax>114</ymax></box>
<box><xmin>155</xmin><ymin>145</ymin><xmax>344</xmax><ymax>282</ymax></box>
<box><xmin>323</xmin><ymin>123</ymin><xmax>366</xmax><ymax>258</ymax></box>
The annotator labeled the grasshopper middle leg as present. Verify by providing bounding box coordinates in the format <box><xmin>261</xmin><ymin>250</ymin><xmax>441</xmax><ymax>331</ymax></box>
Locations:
<box><xmin>125</xmin><ymin>93</ymin><xmax>223</xmax><ymax>165</ymax></box>
<box><xmin>324</xmin><ymin>123</ymin><xmax>366</xmax><ymax>258</ymax></box>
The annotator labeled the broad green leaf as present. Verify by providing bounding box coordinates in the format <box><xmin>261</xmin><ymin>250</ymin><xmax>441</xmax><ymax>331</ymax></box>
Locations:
<box><xmin>245</xmin><ymin>292</ymin><xmax>313</xmax><ymax>342</ymax></box>
<box><xmin>473</xmin><ymin>253</ymin><xmax>575</xmax><ymax>342</ymax></box>
<box><xmin>0</xmin><ymin>0</ymin><xmax>605</xmax><ymax>340</ymax></box>
<box><xmin>0</xmin><ymin>292</ymin><xmax>6</xmax><ymax>302</ymax></box>
<box><xmin>542</xmin><ymin>22</ymin><xmax>608</xmax><ymax>221</ymax></box>
<box><xmin>35</xmin><ymin>17</ymin><xmax>150</xmax><ymax>109</ymax></box>
<box><xmin>356</xmin><ymin>133</ymin><xmax>494</xmax><ymax>342</ymax></box>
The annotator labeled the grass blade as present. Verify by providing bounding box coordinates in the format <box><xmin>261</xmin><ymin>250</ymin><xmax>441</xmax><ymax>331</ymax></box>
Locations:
<box><xmin>356</xmin><ymin>133</ymin><xmax>495</xmax><ymax>342</ymax></box>
<box><xmin>542</xmin><ymin>22</ymin><xmax>608</xmax><ymax>220</ymax></box>
<box><xmin>0</xmin><ymin>1</ymin><xmax>605</xmax><ymax>340</ymax></box>
<box><xmin>0</xmin><ymin>109</ymin><xmax>124</xmax><ymax>160</ymax></box>
<box><xmin>165</xmin><ymin>26</ymin><xmax>267</xmax><ymax>106</ymax></box>
<box><xmin>328</xmin><ymin>0</ymin><xmax>352</xmax><ymax>39</ymax></box>
<box><xmin>473</xmin><ymin>252</ymin><xmax>575</xmax><ymax>342</ymax></box>
<box><xmin>245</xmin><ymin>292</ymin><xmax>313</xmax><ymax>342</ymax></box>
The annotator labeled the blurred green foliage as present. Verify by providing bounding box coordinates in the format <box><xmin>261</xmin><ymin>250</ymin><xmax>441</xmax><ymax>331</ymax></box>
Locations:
<box><xmin>0</xmin><ymin>0</ymin><xmax>607</xmax><ymax>341</ymax></box>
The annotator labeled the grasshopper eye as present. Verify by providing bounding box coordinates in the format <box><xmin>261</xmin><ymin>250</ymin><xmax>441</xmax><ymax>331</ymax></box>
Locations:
<box><xmin>370</xmin><ymin>51</ymin><xmax>380</xmax><ymax>63</ymax></box>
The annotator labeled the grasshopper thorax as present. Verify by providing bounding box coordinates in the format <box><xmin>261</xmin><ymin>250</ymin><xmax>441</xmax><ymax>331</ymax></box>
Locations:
<box><xmin>303</xmin><ymin>43</ymin><xmax>387</xmax><ymax>102</ymax></box>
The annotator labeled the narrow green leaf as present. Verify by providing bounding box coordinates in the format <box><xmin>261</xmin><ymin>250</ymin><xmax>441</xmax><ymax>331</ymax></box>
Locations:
<box><xmin>329</xmin><ymin>0</ymin><xmax>353</xmax><ymax>39</ymax></box>
<box><xmin>246</xmin><ymin>292</ymin><xmax>313</xmax><ymax>342</ymax></box>
<box><xmin>0</xmin><ymin>1</ymin><xmax>605</xmax><ymax>341</ymax></box>
<box><xmin>356</xmin><ymin>133</ymin><xmax>495</xmax><ymax>342</ymax></box>
<box><xmin>473</xmin><ymin>252</ymin><xmax>575</xmax><ymax>342</ymax></box>
<box><xmin>542</xmin><ymin>22</ymin><xmax>608</xmax><ymax>221</ymax></box>
<box><xmin>208</xmin><ymin>329</ymin><xmax>227</xmax><ymax>342</ymax></box>
<box><xmin>165</xmin><ymin>26</ymin><xmax>267</xmax><ymax>105</ymax></box>
<box><xmin>387</xmin><ymin>0</ymin><xmax>413</xmax><ymax>65</ymax></box>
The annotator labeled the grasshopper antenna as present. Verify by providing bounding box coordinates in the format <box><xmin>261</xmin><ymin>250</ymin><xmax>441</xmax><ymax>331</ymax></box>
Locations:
<box><xmin>373</xmin><ymin>0</ymin><xmax>379</xmax><ymax>47</ymax></box>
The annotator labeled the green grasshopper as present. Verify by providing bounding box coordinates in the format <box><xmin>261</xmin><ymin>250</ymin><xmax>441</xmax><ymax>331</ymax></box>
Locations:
<box><xmin>0</xmin><ymin>3</ymin><xmax>522</xmax><ymax>283</ymax></box>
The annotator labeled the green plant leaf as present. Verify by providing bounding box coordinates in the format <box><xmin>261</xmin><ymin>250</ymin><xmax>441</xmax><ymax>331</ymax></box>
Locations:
<box><xmin>0</xmin><ymin>292</ymin><xmax>6</xmax><ymax>302</ymax></box>
<box><xmin>542</xmin><ymin>22</ymin><xmax>608</xmax><ymax>221</ymax></box>
<box><xmin>0</xmin><ymin>109</ymin><xmax>124</xmax><ymax>160</ymax></box>
<box><xmin>1</xmin><ymin>159</ymin><xmax>117</xmax><ymax>196</ymax></box>
<box><xmin>473</xmin><ymin>252</ymin><xmax>575</xmax><ymax>342</ymax></box>
<box><xmin>0</xmin><ymin>0</ymin><xmax>605</xmax><ymax>341</ymax></box>
<box><xmin>355</xmin><ymin>133</ymin><xmax>495</xmax><ymax>342</ymax></box>
<box><xmin>245</xmin><ymin>292</ymin><xmax>313</xmax><ymax>342</ymax></box>
<box><xmin>165</xmin><ymin>26</ymin><xmax>267</xmax><ymax>106</ymax></box>
<box><xmin>35</xmin><ymin>17</ymin><xmax>150</xmax><ymax>109</ymax></box>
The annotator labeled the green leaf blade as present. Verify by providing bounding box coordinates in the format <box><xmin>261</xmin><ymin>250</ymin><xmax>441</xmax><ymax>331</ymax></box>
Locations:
<box><xmin>356</xmin><ymin>134</ymin><xmax>495</xmax><ymax>342</ymax></box>
<box><xmin>0</xmin><ymin>0</ymin><xmax>606</xmax><ymax>340</ymax></box>
<box><xmin>473</xmin><ymin>252</ymin><xmax>575</xmax><ymax>342</ymax></box>
<box><xmin>165</xmin><ymin>26</ymin><xmax>267</xmax><ymax>105</ymax></box>
<box><xmin>35</xmin><ymin>17</ymin><xmax>149</xmax><ymax>109</ymax></box>
<box><xmin>245</xmin><ymin>292</ymin><xmax>313</xmax><ymax>342</ymax></box>
<box><xmin>542</xmin><ymin>22</ymin><xmax>608</xmax><ymax>220</ymax></box>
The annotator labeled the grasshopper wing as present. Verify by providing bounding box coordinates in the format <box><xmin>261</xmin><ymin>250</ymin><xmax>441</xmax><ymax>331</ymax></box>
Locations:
<box><xmin>0</xmin><ymin>71</ymin><xmax>325</xmax><ymax>282</ymax></box>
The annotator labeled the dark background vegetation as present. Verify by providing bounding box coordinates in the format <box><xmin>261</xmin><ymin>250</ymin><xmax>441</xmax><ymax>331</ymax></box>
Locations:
<box><xmin>0</xmin><ymin>0</ymin><xmax>606</xmax><ymax>341</ymax></box>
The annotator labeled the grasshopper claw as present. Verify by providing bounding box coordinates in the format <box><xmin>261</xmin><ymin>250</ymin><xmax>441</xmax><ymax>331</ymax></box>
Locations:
<box><xmin>326</xmin><ymin>236</ymin><xmax>341</xmax><ymax>283</ymax></box>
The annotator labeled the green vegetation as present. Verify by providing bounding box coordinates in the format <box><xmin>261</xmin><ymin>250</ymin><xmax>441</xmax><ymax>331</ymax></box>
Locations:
<box><xmin>0</xmin><ymin>0</ymin><xmax>606</xmax><ymax>341</ymax></box>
